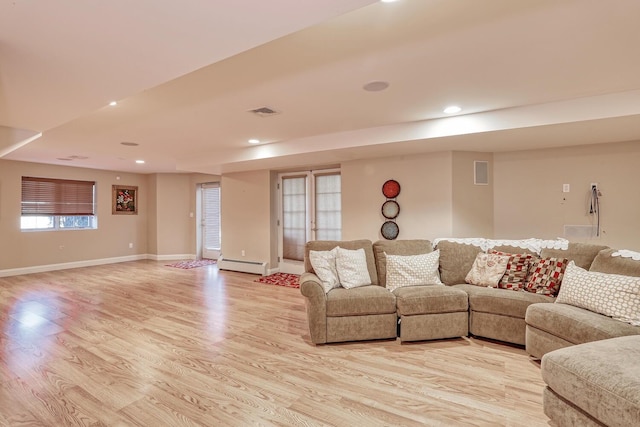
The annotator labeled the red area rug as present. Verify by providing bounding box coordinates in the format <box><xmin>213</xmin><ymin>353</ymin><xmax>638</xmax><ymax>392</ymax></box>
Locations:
<box><xmin>254</xmin><ymin>273</ymin><xmax>300</xmax><ymax>288</ymax></box>
<box><xmin>166</xmin><ymin>259</ymin><xmax>217</xmax><ymax>269</ymax></box>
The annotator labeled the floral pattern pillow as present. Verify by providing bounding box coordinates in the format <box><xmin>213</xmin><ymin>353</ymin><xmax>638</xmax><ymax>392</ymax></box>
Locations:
<box><xmin>465</xmin><ymin>253</ymin><xmax>510</xmax><ymax>287</ymax></box>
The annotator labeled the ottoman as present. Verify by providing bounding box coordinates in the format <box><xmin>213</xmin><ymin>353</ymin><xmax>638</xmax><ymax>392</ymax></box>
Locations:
<box><xmin>541</xmin><ymin>335</ymin><xmax>640</xmax><ymax>427</ymax></box>
<box><xmin>394</xmin><ymin>285</ymin><xmax>469</xmax><ymax>342</ymax></box>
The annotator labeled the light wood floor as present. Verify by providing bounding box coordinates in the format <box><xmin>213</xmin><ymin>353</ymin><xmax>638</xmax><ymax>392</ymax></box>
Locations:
<box><xmin>0</xmin><ymin>261</ymin><xmax>550</xmax><ymax>426</ymax></box>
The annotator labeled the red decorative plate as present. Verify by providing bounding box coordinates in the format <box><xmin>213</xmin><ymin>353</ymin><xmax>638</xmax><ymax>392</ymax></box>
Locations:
<box><xmin>382</xmin><ymin>179</ymin><xmax>401</xmax><ymax>198</ymax></box>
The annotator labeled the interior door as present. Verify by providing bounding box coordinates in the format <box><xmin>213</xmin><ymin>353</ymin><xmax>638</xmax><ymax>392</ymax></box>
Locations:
<box><xmin>278</xmin><ymin>170</ymin><xmax>341</xmax><ymax>274</ymax></box>
<box><xmin>201</xmin><ymin>182</ymin><xmax>221</xmax><ymax>260</ymax></box>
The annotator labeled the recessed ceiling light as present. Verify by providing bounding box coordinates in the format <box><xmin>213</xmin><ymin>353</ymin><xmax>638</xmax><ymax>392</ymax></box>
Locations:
<box><xmin>248</xmin><ymin>139</ymin><xmax>261</xmax><ymax>144</ymax></box>
<box><xmin>135</xmin><ymin>160</ymin><xmax>145</xmax><ymax>164</ymax></box>
<box><xmin>381</xmin><ymin>0</ymin><xmax>399</xmax><ymax>3</ymax></box>
<box><xmin>444</xmin><ymin>106</ymin><xmax>462</xmax><ymax>114</ymax></box>
<box><xmin>109</xmin><ymin>101</ymin><xmax>117</xmax><ymax>106</ymax></box>
<box><xmin>363</xmin><ymin>81</ymin><xmax>390</xmax><ymax>92</ymax></box>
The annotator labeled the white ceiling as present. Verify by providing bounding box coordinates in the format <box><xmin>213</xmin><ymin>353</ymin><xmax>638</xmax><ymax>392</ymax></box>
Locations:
<box><xmin>2</xmin><ymin>0</ymin><xmax>640</xmax><ymax>174</ymax></box>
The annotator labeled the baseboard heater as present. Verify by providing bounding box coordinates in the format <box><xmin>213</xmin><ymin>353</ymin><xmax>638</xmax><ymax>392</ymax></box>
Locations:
<box><xmin>217</xmin><ymin>258</ymin><xmax>267</xmax><ymax>276</ymax></box>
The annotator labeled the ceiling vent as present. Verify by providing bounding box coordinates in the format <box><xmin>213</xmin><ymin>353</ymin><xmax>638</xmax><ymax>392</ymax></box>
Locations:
<box><xmin>248</xmin><ymin>106</ymin><xmax>281</xmax><ymax>117</ymax></box>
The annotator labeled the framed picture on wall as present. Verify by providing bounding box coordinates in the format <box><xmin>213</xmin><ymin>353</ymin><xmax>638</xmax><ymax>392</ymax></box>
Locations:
<box><xmin>112</xmin><ymin>185</ymin><xmax>138</xmax><ymax>215</ymax></box>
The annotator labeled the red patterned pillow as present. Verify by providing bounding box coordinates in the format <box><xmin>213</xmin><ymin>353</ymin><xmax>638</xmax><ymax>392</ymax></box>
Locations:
<box><xmin>490</xmin><ymin>250</ymin><xmax>533</xmax><ymax>291</ymax></box>
<box><xmin>525</xmin><ymin>257</ymin><xmax>568</xmax><ymax>296</ymax></box>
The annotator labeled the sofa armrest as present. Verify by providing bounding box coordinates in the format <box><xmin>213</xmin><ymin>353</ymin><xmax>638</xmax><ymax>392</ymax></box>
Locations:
<box><xmin>300</xmin><ymin>272</ymin><xmax>328</xmax><ymax>344</ymax></box>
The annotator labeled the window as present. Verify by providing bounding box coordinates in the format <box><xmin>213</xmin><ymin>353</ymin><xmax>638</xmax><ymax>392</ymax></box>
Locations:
<box><xmin>279</xmin><ymin>170</ymin><xmax>341</xmax><ymax>270</ymax></box>
<box><xmin>21</xmin><ymin>176</ymin><xmax>97</xmax><ymax>231</ymax></box>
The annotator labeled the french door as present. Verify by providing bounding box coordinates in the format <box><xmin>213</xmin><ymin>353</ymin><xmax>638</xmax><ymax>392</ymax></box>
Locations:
<box><xmin>278</xmin><ymin>170</ymin><xmax>341</xmax><ymax>274</ymax></box>
<box><xmin>201</xmin><ymin>182</ymin><xmax>221</xmax><ymax>260</ymax></box>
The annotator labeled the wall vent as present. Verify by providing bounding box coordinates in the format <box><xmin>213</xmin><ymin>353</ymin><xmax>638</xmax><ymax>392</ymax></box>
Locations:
<box><xmin>474</xmin><ymin>160</ymin><xmax>489</xmax><ymax>185</ymax></box>
<box><xmin>248</xmin><ymin>106</ymin><xmax>281</xmax><ymax>117</ymax></box>
<box><xmin>564</xmin><ymin>225</ymin><xmax>598</xmax><ymax>239</ymax></box>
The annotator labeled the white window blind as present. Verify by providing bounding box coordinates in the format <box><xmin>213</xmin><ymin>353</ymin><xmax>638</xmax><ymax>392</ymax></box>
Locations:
<box><xmin>282</xmin><ymin>175</ymin><xmax>307</xmax><ymax>261</ymax></box>
<box><xmin>203</xmin><ymin>183</ymin><xmax>221</xmax><ymax>251</ymax></box>
<box><xmin>315</xmin><ymin>173</ymin><xmax>341</xmax><ymax>240</ymax></box>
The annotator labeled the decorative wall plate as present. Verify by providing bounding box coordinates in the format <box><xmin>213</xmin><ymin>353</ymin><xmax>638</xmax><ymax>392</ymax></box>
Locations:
<box><xmin>382</xmin><ymin>179</ymin><xmax>401</xmax><ymax>198</ymax></box>
<box><xmin>381</xmin><ymin>200</ymin><xmax>400</xmax><ymax>219</ymax></box>
<box><xmin>381</xmin><ymin>221</ymin><xmax>399</xmax><ymax>240</ymax></box>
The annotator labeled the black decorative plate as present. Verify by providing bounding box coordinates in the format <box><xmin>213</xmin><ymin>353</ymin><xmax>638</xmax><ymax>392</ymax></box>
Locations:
<box><xmin>382</xmin><ymin>179</ymin><xmax>401</xmax><ymax>199</ymax></box>
<box><xmin>381</xmin><ymin>200</ymin><xmax>400</xmax><ymax>219</ymax></box>
<box><xmin>381</xmin><ymin>221</ymin><xmax>399</xmax><ymax>240</ymax></box>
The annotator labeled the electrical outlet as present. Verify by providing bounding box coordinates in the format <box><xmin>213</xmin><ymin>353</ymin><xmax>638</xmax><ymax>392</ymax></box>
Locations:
<box><xmin>129</xmin><ymin>243</ymin><xmax>133</xmax><ymax>248</ymax></box>
<box><xmin>241</xmin><ymin>250</ymin><xmax>246</xmax><ymax>257</ymax></box>
<box><xmin>591</xmin><ymin>182</ymin><xmax>598</xmax><ymax>190</ymax></box>
<box><xmin>562</xmin><ymin>184</ymin><xmax>570</xmax><ymax>193</ymax></box>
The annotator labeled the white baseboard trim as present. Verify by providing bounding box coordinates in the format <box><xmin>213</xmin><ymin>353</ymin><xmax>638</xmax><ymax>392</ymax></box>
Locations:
<box><xmin>266</xmin><ymin>267</ymin><xmax>280</xmax><ymax>276</ymax></box>
<box><xmin>0</xmin><ymin>254</ymin><xmax>148</xmax><ymax>278</ymax></box>
<box><xmin>0</xmin><ymin>253</ymin><xmax>198</xmax><ymax>277</ymax></box>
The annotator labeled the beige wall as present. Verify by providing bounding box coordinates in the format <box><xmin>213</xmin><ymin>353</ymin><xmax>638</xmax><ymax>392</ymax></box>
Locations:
<box><xmin>341</xmin><ymin>152</ymin><xmax>454</xmax><ymax>242</ymax></box>
<box><xmin>452</xmin><ymin>151</ymin><xmax>494</xmax><ymax>237</ymax></box>
<box><xmin>0</xmin><ymin>159</ymin><xmax>148</xmax><ymax>270</ymax></box>
<box><xmin>494</xmin><ymin>140</ymin><xmax>640</xmax><ymax>250</ymax></box>
<box><xmin>220</xmin><ymin>170</ymin><xmax>272</xmax><ymax>265</ymax></box>
<box><xmin>154</xmin><ymin>174</ymin><xmax>193</xmax><ymax>256</ymax></box>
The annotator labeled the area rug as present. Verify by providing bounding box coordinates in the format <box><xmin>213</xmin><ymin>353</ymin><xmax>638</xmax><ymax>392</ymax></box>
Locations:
<box><xmin>166</xmin><ymin>259</ymin><xmax>217</xmax><ymax>269</ymax></box>
<box><xmin>254</xmin><ymin>273</ymin><xmax>300</xmax><ymax>288</ymax></box>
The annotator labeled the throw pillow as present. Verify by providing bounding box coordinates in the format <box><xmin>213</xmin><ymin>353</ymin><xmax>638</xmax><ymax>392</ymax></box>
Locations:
<box><xmin>525</xmin><ymin>257</ymin><xmax>568</xmax><ymax>296</ymax></box>
<box><xmin>309</xmin><ymin>247</ymin><xmax>340</xmax><ymax>293</ymax></box>
<box><xmin>385</xmin><ymin>250</ymin><xmax>443</xmax><ymax>292</ymax></box>
<box><xmin>465</xmin><ymin>253</ymin><xmax>510</xmax><ymax>287</ymax></box>
<box><xmin>490</xmin><ymin>250</ymin><xmax>534</xmax><ymax>291</ymax></box>
<box><xmin>335</xmin><ymin>247</ymin><xmax>372</xmax><ymax>289</ymax></box>
<box><xmin>556</xmin><ymin>261</ymin><xmax>640</xmax><ymax>326</ymax></box>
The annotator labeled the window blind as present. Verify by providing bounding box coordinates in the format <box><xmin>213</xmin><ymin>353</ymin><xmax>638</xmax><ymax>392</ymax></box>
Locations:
<box><xmin>202</xmin><ymin>183</ymin><xmax>221</xmax><ymax>250</ymax></box>
<box><xmin>315</xmin><ymin>173</ymin><xmax>341</xmax><ymax>241</ymax></box>
<box><xmin>21</xmin><ymin>176</ymin><xmax>96</xmax><ymax>216</ymax></box>
<box><xmin>282</xmin><ymin>175</ymin><xmax>307</xmax><ymax>261</ymax></box>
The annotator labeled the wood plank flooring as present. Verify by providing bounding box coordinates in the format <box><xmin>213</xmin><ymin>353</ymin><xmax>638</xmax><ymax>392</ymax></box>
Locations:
<box><xmin>0</xmin><ymin>261</ymin><xmax>550</xmax><ymax>426</ymax></box>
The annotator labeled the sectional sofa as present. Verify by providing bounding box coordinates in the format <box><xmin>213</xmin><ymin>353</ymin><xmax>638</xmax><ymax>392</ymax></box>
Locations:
<box><xmin>299</xmin><ymin>237</ymin><xmax>640</xmax><ymax>426</ymax></box>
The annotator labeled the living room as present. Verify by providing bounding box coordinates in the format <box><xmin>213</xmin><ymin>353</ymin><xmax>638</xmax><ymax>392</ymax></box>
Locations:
<box><xmin>2</xmin><ymin>0</ymin><xmax>640</xmax><ymax>425</ymax></box>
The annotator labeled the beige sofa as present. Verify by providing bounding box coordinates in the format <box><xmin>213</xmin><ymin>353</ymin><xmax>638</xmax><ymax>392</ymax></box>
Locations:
<box><xmin>300</xmin><ymin>238</ymin><xmax>640</xmax><ymax>349</ymax></box>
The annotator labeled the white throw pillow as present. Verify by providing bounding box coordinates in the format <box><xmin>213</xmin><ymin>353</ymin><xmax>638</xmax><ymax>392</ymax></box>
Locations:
<box><xmin>556</xmin><ymin>261</ymin><xmax>640</xmax><ymax>326</ymax></box>
<box><xmin>465</xmin><ymin>253</ymin><xmax>510</xmax><ymax>287</ymax></box>
<box><xmin>335</xmin><ymin>247</ymin><xmax>372</xmax><ymax>289</ymax></box>
<box><xmin>309</xmin><ymin>247</ymin><xmax>340</xmax><ymax>293</ymax></box>
<box><xmin>385</xmin><ymin>250</ymin><xmax>443</xmax><ymax>292</ymax></box>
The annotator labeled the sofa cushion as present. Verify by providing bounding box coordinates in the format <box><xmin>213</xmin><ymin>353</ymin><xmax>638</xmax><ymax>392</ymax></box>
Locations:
<box><xmin>525</xmin><ymin>257</ymin><xmax>568</xmax><ymax>296</ymax></box>
<box><xmin>336</xmin><ymin>247</ymin><xmax>371</xmax><ymax>289</ymax></box>
<box><xmin>465</xmin><ymin>253</ymin><xmax>510</xmax><ymax>287</ymax></box>
<box><xmin>373</xmin><ymin>239</ymin><xmax>433</xmax><ymax>288</ymax></box>
<box><xmin>309</xmin><ymin>247</ymin><xmax>340</xmax><ymax>293</ymax></box>
<box><xmin>541</xmin><ymin>335</ymin><xmax>640</xmax><ymax>427</ymax></box>
<box><xmin>491</xmin><ymin>250</ymin><xmax>534</xmax><ymax>291</ymax></box>
<box><xmin>590</xmin><ymin>248</ymin><xmax>640</xmax><ymax>276</ymax></box>
<box><xmin>326</xmin><ymin>285</ymin><xmax>396</xmax><ymax>317</ymax></box>
<box><xmin>526</xmin><ymin>303</ymin><xmax>640</xmax><ymax>345</ymax></box>
<box><xmin>556</xmin><ymin>261</ymin><xmax>640</xmax><ymax>326</ymax></box>
<box><xmin>540</xmin><ymin>242</ymin><xmax>609</xmax><ymax>270</ymax></box>
<box><xmin>385</xmin><ymin>251</ymin><xmax>442</xmax><ymax>292</ymax></box>
<box><xmin>394</xmin><ymin>285</ymin><xmax>468</xmax><ymax>316</ymax></box>
<box><xmin>436</xmin><ymin>241</ymin><xmax>483</xmax><ymax>285</ymax></box>
<box><xmin>454</xmin><ymin>284</ymin><xmax>553</xmax><ymax>318</ymax></box>
<box><xmin>304</xmin><ymin>240</ymin><xmax>378</xmax><ymax>286</ymax></box>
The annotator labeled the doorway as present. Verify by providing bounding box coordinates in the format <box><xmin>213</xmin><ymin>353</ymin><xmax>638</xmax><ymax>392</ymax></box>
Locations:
<box><xmin>278</xmin><ymin>170</ymin><xmax>341</xmax><ymax>274</ymax></box>
<box><xmin>201</xmin><ymin>182</ymin><xmax>221</xmax><ymax>260</ymax></box>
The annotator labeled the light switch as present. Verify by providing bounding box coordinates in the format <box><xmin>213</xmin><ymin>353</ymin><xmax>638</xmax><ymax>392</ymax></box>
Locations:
<box><xmin>563</xmin><ymin>184</ymin><xmax>570</xmax><ymax>193</ymax></box>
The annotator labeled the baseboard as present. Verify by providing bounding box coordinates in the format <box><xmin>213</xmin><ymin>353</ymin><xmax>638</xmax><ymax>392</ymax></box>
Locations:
<box><xmin>0</xmin><ymin>253</ymin><xmax>197</xmax><ymax>277</ymax></box>
<box><xmin>0</xmin><ymin>254</ymin><xmax>148</xmax><ymax>278</ymax></box>
<box><xmin>266</xmin><ymin>267</ymin><xmax>280</xmax><ymax>276</ymax></box>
